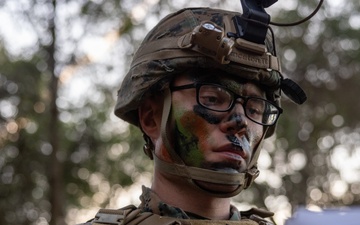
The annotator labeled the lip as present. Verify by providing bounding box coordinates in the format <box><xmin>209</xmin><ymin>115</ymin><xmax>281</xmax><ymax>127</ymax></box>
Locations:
<box><xmin>214</xmin><ymin>144</ymin><xmax>248</xmax><ymax>160</ymax></box>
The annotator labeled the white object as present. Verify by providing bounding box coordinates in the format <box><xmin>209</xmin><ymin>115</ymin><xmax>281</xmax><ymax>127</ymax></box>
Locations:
<box><xmin>285</xmin><ymin>206</ymin><xmax>360</xmax><ymax>225</ymax></box>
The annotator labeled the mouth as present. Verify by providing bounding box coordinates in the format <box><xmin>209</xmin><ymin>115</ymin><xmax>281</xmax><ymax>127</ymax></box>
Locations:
<box><xmin>214</xmin><ymin>145</ymin><xmax>247</xmax><ymax>160</ymax></box>
<box><xmin>205</xmin><ymin>136</ymin><xmax>251</xmax><ymax>173</ymax></box>
<box><xmin>204</xmin><ymin>161</ymin><xmax>243</xmax><ymax>173</ymax></box>
<box><xmin>222</xmin><ymin>135</ymin><xmax>250</xmax><ymax>159</ymax></box>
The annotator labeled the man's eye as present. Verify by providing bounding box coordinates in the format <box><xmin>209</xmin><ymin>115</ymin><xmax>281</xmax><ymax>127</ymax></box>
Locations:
<box><xmin>198</xmin><ymin>85</ymin><xmax>232</xmax><ymax>110</ymax></box>
<box><xmin>246</xmin><ymin>99</ymin><xmax>265</xmax><ymax>121</ymax></box>
<box><xmin>200</xmin><ymin>94</ymin><xmax>221</xmax><ymax>106</ymax></box>
<box><xmin>247</xmin><ymin>107</ymin><xmax>261</xmax><ymax>115</ymax></box>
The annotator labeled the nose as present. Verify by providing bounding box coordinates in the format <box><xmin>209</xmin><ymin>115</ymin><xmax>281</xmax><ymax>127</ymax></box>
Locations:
<box><xmin>219</xmin><ymin>113</ymin><xmax>248</xmax><ymax>135</ymax></box>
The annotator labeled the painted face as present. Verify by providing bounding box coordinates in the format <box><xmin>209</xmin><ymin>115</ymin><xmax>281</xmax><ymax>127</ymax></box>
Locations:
<box><xmin>170</xmin><ymin>73</ymin><xmax>265</xmax><ymax>174</ymax></box>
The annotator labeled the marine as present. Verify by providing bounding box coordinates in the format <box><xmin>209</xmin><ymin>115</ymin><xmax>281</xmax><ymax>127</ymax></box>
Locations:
<box><xmin>79</xmin><ymin>1</ymin><xmax>322</xmax><ymax>224</ymax></box>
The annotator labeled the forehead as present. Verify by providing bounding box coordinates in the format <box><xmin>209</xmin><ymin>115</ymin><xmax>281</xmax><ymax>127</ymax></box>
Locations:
<box><xmin>173</xmin><ymin>70</ymin><xmax>265</xmax><ymax>96</ymax></box>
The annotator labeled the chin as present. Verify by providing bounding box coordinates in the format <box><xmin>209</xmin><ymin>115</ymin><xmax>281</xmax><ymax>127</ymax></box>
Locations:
<box><xmin>194</xmin><ymin>180</ymin><xmax>240</xmax><ymax>195</ymax></box>
<box><xmin>205</xmin><ymin>161</ymin><xmax>247</xmax><ymax>174</ymax></box>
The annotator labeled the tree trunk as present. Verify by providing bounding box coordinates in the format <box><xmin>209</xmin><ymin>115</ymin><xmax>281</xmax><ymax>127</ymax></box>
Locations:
<box><xmin>47</xmin><ymin>0</ymin><xmax>65</xmax><ymax>224</ymax></box>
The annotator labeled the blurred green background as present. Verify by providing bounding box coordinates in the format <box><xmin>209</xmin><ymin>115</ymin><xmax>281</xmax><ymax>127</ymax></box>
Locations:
<box><xmin>0</xmin><ymin>0</ymin><xmax>359</xmax><ymax>224</ymax></box>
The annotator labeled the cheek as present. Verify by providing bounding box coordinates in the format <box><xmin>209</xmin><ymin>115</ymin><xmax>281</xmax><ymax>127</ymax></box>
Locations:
<box><xmin>180</xmin><ymin>111</ymin><xmax>212</xmax><ymax>150</ymax></box>
<box><xmin>248</xmin><ymin>123</ymin><xmax>264</xmax><ymax>147</ymax></box>
<box><xmin>155</xmin><ymin>139</ymin><xmax>173</xmax><ymax>162</ymax></box>
<box><xmin>172</xmin><ymin>105</ymin><xmax>217</xmax><ymax>164</ymax></box>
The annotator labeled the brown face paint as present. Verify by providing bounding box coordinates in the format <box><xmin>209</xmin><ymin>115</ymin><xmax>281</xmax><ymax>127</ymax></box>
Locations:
<box><xmin>174</xmin><ymin>109</ymin><xmax>207</xmax><ymax>167</ymax></box>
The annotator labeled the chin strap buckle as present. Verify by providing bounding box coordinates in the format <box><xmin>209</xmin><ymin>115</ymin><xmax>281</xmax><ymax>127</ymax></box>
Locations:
<box><xmin>244</xmin><ymin>167</ymin><xmax>260</xmax><ymax>189</ymax></box>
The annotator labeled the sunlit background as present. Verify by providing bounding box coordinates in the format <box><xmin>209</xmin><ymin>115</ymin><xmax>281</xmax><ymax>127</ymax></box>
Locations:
<box><xmin>0</xmin><ymin>0</ymin><xmax>359</xmax><ymax>225</ymax></box>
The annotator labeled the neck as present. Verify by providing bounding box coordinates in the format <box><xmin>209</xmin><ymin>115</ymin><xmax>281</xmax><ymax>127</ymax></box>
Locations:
<box><xmin>151</xmin><ymin>169</ymin><xmax>232</xmax><ymax>220</ymax></box>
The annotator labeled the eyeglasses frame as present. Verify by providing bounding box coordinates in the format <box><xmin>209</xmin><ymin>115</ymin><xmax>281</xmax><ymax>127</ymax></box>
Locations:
<box><xmin>170</xmin><ymin>82</ymin><xmax>283</xmax><ymax>126</ymax></box>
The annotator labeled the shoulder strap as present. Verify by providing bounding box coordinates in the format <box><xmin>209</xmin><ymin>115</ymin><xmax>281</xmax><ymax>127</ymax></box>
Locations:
<box><xmin>88</xmin><ymin>205</ymin><xmax>271</xmax><ymax>225</ymax></box>
<box><xmin>90</xmin><ymin>205</ymin><xmax>178</xmax><ymax>225</ymax></box>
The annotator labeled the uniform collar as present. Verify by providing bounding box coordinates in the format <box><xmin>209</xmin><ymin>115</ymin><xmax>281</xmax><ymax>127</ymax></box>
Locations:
<box><xmin>138</xmin><ymin>186</ymin><xmax>241</xmax><ymax>221</ymax></box>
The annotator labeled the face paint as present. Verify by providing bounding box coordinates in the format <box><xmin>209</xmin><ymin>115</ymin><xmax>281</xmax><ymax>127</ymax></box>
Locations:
<box><xmin>170</xmin><ymin>74</ymin><xmax>264</xmax><ymax>173</ymax></box>
<box><xmin>173</xmin><ymin>108</ymin><xmax>205</xmax><ymax>167</ymax></box>
<box><xmin>227</xmin><ymin>135</ymin><xmax>250</xmax><ymax>151</ymax></box>
<box><xmin>172</xmin><ymin>102</ymin><xmax>251</xmax><ymax>172</ymax></box>
<box><xmin>193</xmin><ymin>105</ymin><xmax>221</xmax><ymax>124</ymax></box>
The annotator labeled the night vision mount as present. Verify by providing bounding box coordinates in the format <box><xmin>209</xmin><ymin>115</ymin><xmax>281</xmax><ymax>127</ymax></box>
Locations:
<box><xmin>232</xmin><ymin>0</ymin><xmax>277</xmax><ymax>44</ymax></box>
<box><xmin>232</xmin><ymin>0</ymin><xmax>324</xmax><ymax>105</ymax></box>
<box><xmin>234</xmin><ymin>0</ymin><xmax>306</xmax><ymax>104</ymax></box>
<box><xmin>178</xmin><ymin>0</ymin><xmax>324</xmax><ymax>104</ymax></box>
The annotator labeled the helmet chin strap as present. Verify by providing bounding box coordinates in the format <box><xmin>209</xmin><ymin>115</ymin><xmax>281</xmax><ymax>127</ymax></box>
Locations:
<box><xmin>154</xmin><ymin>88</ymin><xmax>268</xmax><ymax>197</ymax></box>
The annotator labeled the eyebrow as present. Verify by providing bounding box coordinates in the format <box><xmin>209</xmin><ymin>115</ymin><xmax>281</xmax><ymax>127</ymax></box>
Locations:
<box><xmin>241</xmin><ymin>84</ymin><xmax>265</xmax><ymax>98</ymax></box>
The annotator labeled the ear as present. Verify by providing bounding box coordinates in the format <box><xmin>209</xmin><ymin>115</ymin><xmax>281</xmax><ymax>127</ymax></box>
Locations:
<box><xmin>138</xmin><ymin>96</ymin><xmax>163</xmax><ymax>140</ymax></box>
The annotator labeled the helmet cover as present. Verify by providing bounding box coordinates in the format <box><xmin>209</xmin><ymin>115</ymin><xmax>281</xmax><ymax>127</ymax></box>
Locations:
<box><xmin>115</xmin><ymin>7</ymin><xmax>284</xmax><ymax>137</ymax></box>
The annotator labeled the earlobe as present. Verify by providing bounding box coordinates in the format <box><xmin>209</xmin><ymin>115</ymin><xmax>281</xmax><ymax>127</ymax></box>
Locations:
<box><xmin>138</xmin><ymin>98</ymin><xmax>162</xmax><ymax>140</ymax></box>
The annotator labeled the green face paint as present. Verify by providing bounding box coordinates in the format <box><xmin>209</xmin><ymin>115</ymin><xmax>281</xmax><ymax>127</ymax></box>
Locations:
<box><xmin>173</xmin><ymin>107</ymin><xmax>205</xmax><ymax>167</ymax></box>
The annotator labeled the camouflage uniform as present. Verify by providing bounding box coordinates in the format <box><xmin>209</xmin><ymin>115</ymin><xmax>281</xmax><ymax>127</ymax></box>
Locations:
<box><xmin>80</xmin><ymin>186</ymin><xmax>274</xmax><ymax>225</ymax></box>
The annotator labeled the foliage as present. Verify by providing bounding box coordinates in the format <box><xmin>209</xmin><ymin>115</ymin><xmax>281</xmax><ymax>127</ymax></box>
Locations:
<box><xmin>0</xmin><ymin>1</ymin><xmax>149</xmax><ymax>224</ymax></box>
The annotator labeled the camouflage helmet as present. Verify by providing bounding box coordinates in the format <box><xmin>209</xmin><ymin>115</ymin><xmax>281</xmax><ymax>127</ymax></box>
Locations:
<box><xmin>115</xmin><ymin>7</ymin><xmax>299</xmax><ymax>137</ymax></box>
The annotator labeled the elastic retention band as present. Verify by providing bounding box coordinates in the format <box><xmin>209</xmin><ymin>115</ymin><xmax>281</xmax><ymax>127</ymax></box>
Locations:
<box><xmin>160</xmin><ymin>88</ymin><xmax>185</xmax><ymax>164</ymax></box>
<box><xmin>153</xmin><ymin>154</ymin><xmax>246</xmax><ymax>185</ymax></box>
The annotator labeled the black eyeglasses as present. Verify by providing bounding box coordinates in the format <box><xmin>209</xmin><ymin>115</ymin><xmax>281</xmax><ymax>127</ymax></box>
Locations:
<box><xmin>170</xmin><ymin>83</ymin><xmax>283</xmax><ymax>126</ymax></box>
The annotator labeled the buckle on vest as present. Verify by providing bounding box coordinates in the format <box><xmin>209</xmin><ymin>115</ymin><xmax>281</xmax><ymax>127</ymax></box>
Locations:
<box><xmin>94</xmin><ymin>212</ymin><xmax>124</xmax><ymax>225</ymax></box>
